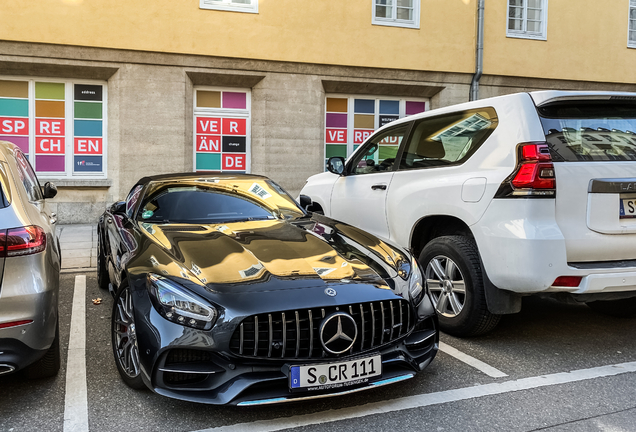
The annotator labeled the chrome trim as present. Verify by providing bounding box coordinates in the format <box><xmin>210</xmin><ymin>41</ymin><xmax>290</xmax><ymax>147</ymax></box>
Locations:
<box><xmin>359</xmin><ymin>304</ymin><xmax>365</xmax><ymax>349</ymax></box>
<box><xmin>254</xmin><ymin>316</ymin><xmax>259</xmax><ymax>357</ymax></box>
<box><xmin>0</xmin><ymin>364</ymin><xmax>16</xmax><ymax>375</ymax></box>
<box><xmin>237</xmin><ymin>373</ymin><xmax>415</xmax><ymax>406</ymax></box>
<box><xmin>281</xmin><ymin>312</ymin><xmax>287</xmax><ymax>358</ymax></box>
<box><xmin>268</xmin><ymin>314</ymin><xmax>273</xmax><ymax>358</ymax></box>
<box><xmin>239</xmin><ymin>323</ymin><xmax>244</xmax><ymax>355</ymax></box>
<box><xmin>380</xmin><ymin>302</ymin><xmax>385</xmax><ymax>345</ymax></box>
<box><xmin>295</xmin><ymin>311</ymin><xmax>300</xmax><ymax>358</ymax></box>
<box><xmin>308</xmin><ymin>309</ymin><xmax>314</xmax><ymax>357</ymax></box>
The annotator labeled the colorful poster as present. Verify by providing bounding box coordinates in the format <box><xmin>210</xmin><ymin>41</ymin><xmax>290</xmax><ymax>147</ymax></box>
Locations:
<box><xmin>73</xmin><ymin>84</ymin><xmax>104</xmax><ymax>175</ymax></box>
<box><xmin>194</xmin><ymin>89</ymin><xmax>249</xmax><ymax>172</ymax></box>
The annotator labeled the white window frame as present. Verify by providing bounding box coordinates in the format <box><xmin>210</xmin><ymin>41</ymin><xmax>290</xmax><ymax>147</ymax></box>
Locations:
<box><xmin>199</xmin><ymin>0</ymin><xmax>258</xmax><ymax>14</ymax></box>
<box><xmin>0</xmin><ymin>76</ymin><xmax>108</xmax><ymax>180</ymax></box>
<box><xmin>372</xmin><ymin>0</ymin><xmax>420</xmax><ymax>29</ymax></box>
<box><xmin>506</xmin><ymin>0</ymin><xmax>548</xmax><ymax>41</ymax></box>
<box><xmin>629</xmin><ymin>0</ymin><xmax>636</xmax><ymax>49</ymax></box>
<box><xmin>193</xmin><ymin>86</ymin><xmax>252</xmax><ymax>173</ymax></box>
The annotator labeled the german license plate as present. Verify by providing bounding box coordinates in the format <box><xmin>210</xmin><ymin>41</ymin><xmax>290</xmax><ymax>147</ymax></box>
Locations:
<box><xmin>620</xmin><ymin>198</ymin><xmax>636</xmax><ymax>219</ymax></box>
<box><xmin>290</xmin><ymin>354</ymin><xmax>381</xmax><ymax>391</ymax></box>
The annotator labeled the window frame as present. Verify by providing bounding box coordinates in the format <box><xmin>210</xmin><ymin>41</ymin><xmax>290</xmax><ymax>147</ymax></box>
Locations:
<box><xmin>372</xmin><ymin>0</ymin><xmax>420</xmax><ymax>29</ymax></box>
<box><xmin>193</xmin><ymin>86</ymin><xmax>252</xmax><ymax>173</ymax></box>
<box><xmin>629</xmin><ymin>0</ymin><xmax>636</xmax><ymax>49</ymax></box>
<box><xmin>506</xmin><ymin>0</ymin><xmax>548</xmax><ymax>41</ymax></box>
<box><xmin>199</xmin><ymin>0</ymin><xmax>258</xmax><ymax>14</ymax></box>
<box><xmin>0</xmin><ymin>76</ymin><xmax>108</xmax><ymax>180</ymax></box>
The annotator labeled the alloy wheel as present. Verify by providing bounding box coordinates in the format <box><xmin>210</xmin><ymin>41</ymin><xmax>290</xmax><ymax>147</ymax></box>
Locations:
<box><xmin>425</xmin><ymin>255</ymin><xmax>467</xmax><ymax>318</ymax></box>
<box><xmin>113</xmin><ymin>287</ymin><xmax>141</xmax><ymax>378</ymax></box>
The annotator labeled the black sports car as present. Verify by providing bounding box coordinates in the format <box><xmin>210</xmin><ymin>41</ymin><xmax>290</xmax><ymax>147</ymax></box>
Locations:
<box><xmin>97</xmin><ymin>173</ymin><xmax>438</xmax><ymax>405</ymax></box>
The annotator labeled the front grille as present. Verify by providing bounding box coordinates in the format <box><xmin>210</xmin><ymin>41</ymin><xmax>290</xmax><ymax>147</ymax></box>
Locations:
<box><xmin>229</xmin><ymin>300</ymin><xmax>414</xmax><ymax>360</ymax></box>
<box><xmin>165</xmin><ymin>349</ymin><xmax>212</xmax><ymax>365</ymax></box>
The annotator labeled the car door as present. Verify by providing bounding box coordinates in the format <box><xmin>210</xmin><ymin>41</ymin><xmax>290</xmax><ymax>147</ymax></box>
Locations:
<box><xmin>330</xmin><ymin>123</ymin><xmax>411</xmax><ymax>240</ymax></box>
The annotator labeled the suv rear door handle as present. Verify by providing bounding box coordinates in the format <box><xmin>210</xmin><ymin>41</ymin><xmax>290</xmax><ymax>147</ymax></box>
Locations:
<box><xmin>371</xmin><ymin>184</ymin><xmax>387</xmax><ymax>190</ymax></box>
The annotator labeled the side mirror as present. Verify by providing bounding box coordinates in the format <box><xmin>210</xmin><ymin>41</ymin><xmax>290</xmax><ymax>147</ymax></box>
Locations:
<box><xmin>111</xmin><ymin>200</ymin><xmax>126</xmax><ymax>214</ymax></box>
<box><xmin>326</xmin><ymin>156</ymin><xmax>345</xmax><ymax>175</ymax></box>
<box><xmin>42</xmin><ymin>182</ymin><xmax>58</xmax><ymax>199</ymax></box>
<box><xmin>299</xmin><ymin>194</ymin><xmax>312</xmax><ymax>211</ymax></box>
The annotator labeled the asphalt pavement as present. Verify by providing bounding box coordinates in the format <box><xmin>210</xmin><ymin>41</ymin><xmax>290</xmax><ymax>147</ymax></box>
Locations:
<box><xmin>2</xmin><ymin>271</ymin><xmax>636</xmax><ymax>432</ymax></box>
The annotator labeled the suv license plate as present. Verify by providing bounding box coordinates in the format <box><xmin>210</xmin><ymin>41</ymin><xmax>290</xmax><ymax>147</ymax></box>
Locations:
<box><xmin>290</xmin><ymin>354</ymin><xmax>381</xmax><ymax>391</ymax></box>
<box><xmin>620</xmin><ymin>198</ymin><xmax>636</xmax><ymax>219</ymax></box>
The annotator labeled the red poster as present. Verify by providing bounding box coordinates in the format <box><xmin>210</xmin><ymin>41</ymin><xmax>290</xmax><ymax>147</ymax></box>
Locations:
<box><xmin>222</xmin><ymin>118</ymin><xmax>246</xmax><ymax>136</ymax></box>
<box><xmin>222</xmin><ymin>154</ymin><xmax>246</xmax><ymax>170</ymax></box>
<box><xmin>354</xmin><ymin>129</ymin><xmax>373</xmax><ymax>144</ymax></box>
<box><xmin>196</xmin><ymin>117</ymin><xmax>221</xmax><ymax>134</ymax></box>
<box><xmin>35</xmin><ymin>119</ymin><xmax>65</xmax><ymax>136</ymax></box>
<box><xmin>197</xmin><ymin>135</ymin><xmax>221</xmax><ymax>153</ymax></box>
<box><xmin>0</xmin><ymin>117</ymin><xmax>29</xmax><ymax>135</ymax></box>
<box><xmin>74</xmin><ymin>138</ymin><xmax>103</xmax><ymax>154</ymax></box>
<box><xmin>36</xmin><ymin>137</ymin><xmax>65</xmax><ymax>154</ymax></box>
<box><xmin>326</xmin><ymin>128</ymin><xmax>347</xmax><ymax>144</ymax></box>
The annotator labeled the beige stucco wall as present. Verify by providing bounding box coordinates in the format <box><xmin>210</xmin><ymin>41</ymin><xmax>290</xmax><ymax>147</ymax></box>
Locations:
<box><xmin>0</xmin><ymin>0</ymin><xmax>477</xmax><ymax>73</ymax></box>
<box><xmin>484</xmin><ymin>1</ymin><xmax>636</xmax><ymax>84</ymax></box>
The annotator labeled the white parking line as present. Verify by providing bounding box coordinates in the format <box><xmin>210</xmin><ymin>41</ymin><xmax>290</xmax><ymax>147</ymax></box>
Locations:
<box><xmin>438</xmin><ymin>341</ymin><xmax>508</xmax><ymax>378</ymax></box>
<box><xmin>63</xmin><ymin>275</ymin><xmax>89</xmax><ymax>432</ymax></box>
<box><xmin>192</xmin><ymin>361</ymin><xmax>636</xmax><ymax>432</ymax></box>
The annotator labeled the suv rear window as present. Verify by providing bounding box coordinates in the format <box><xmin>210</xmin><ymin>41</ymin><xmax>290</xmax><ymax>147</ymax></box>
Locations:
<box><xmin>539</xmin><ymin>102</ymin><xmax>636</xmax><ymax>162</ymax></box>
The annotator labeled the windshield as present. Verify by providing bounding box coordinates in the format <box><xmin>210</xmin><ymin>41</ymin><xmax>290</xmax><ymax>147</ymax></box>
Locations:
<box><xmin>138</xmin><ymin>179</ymin><xmax>305</xmax><ymax>224</ymax></box>
<box><xmin>538</xmin><ymin>102</ymin><xmax>636</xmax><ymax>162</ymax></box>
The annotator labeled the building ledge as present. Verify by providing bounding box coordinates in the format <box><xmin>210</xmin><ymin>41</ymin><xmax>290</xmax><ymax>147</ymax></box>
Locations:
<box><xmin>40</xmin><ymin>178</ymin><xmax>112</xmax><ymax>188</ymax></box>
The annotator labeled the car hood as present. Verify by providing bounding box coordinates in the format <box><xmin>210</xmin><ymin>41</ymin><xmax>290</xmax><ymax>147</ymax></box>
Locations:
<box><xmin>135</xmin><ymin>215</ymin><xmax>408</xmax><ymax>294</ymax></box>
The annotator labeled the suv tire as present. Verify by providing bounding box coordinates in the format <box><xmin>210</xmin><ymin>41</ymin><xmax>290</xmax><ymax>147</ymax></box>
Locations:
<box><xmin>419</xmin><ymin>236</ymin><xmax>501</xmax><ymax>337</ymax></box>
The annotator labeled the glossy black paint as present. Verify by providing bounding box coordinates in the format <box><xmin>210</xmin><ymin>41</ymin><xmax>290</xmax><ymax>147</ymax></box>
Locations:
<box><xmin>98</xmin><ymin>173</ymin><xmax>438</xmax><ymax>405</ymax></box>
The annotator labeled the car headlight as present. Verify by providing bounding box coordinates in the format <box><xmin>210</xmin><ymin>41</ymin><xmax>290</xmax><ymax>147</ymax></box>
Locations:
<box><xmin>147</xmin><ymin>274</ymin><xmax>218</xmax><ymax>330</ymax></box>
<box><xmin>408</xmin><ymin>256</ymin><xmax>425</xmax><ymax>306</ymax></box>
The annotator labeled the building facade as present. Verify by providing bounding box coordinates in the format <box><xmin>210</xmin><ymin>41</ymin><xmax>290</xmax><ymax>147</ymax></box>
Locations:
<box><xmin>1</xmin><ymin>0</ymin><xmax>635</xmax><ymax>223</ymax></box>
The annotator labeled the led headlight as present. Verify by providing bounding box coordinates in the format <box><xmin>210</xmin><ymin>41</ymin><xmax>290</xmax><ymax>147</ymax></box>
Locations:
<box><xmin>408</xmin><ymin>256</ymin><xmax>425</xmax><ymax>306</ymax></box>
<box><xmin>147</xmin><ymin>274</ymin><xmax>218</xmax><ymax>330</ymax></box>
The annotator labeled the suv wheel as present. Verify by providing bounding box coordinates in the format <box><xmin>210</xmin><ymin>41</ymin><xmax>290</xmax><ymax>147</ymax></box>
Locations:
<box><xmin>419</xmin><ymin>236</ymin><xmax>500</xmax><ymax>337</ymax></box>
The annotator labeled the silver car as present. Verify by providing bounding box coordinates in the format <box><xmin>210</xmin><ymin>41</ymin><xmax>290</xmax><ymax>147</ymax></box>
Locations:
<box><xmin>0</xmin><ymin>141</ymin><xmax>61</xmax><ymax>378</ymax></box>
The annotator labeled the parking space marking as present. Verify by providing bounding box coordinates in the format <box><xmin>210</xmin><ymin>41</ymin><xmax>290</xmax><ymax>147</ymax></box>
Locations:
<box><xmin>192</xmin><ymin>361</ymin><xmax>636</xmax><ymax>432</ymax></box>
<box><xmin>439</xmin><ymin>341</ymin><xmax>508</xmax><ymax>378</ymax></box>
<box><xmin>63</xmin><ymin>275</ymin><xmax>89</xmax><ymax>432</ymax></box>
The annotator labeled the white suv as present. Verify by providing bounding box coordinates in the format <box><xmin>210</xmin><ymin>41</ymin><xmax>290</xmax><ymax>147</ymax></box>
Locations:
<box><xmin>300</xmin><ymin>91</ymin><xmax>636</xmax><ymax>336</ymax></box>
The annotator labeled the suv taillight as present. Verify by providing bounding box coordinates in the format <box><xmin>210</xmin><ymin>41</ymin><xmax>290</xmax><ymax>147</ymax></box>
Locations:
<box><xmin>0</xmin><ymin>226</ymin><xmax>47</xmax><ymax>258</ymax></box>
<box><xmin>495</xmin><ymin>142</ymin><xmax>556</xmax><ymax>198</ymax></box>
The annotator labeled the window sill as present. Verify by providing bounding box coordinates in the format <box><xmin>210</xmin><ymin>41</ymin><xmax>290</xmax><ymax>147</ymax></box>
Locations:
<box><xmin>40</xmin><ymin>178</ymin><xmax>112</xmax><ymax>188</ymax></box>
<box><xmin>506</xmin><ymin>32</ymin><xmax>547</xmax><ymax>41</ymax></box>
<box><xmin>372</xmin><ymin>20</ymin><xmax>420</xmax><ymax>29</ymax></box>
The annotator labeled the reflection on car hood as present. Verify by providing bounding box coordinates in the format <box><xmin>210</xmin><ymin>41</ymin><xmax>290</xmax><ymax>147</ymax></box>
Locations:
<box><xmin>137</xmin><ymin>216</ymin><xmax>406</xmax><ymax>293</ymax></box>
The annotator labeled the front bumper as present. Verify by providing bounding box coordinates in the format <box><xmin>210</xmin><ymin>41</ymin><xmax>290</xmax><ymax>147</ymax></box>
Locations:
<box><xmin>131</xmin><ymin>286</ymin><xmax>438</xmax><ymax>405</ymax></box>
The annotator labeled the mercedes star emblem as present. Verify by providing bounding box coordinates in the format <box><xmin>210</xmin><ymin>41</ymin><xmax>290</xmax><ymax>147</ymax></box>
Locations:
<box><xmin>324</xmin><ymin>287</ymin><xmax>337</xmax><ymax>297</ymax></box>
<box><xmin>319</xmin><ymin>312</ymin><xmax>358</xmax><ymax>354</ymax></box>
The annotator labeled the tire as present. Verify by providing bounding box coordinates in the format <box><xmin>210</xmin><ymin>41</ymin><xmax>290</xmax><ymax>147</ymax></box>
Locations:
<box><xmin>419</xmin><ymin>235</ymin><xmax>501</xmax><ymax>337</ymax></box>
<box><xmin>111</xmin><ymin>283</ymin><xmax>145</xmax><ymax>389</ymax></box>
<box><xmin>586</xmin><ymin>297</ymin><xmax>636</xmax><ymax>318</ymax></box>
<box><xmin>23</xmin><ymin>321</ymin><xmax>61</xmax><ymax>379</ymax></box>
<box><xmin>97</xmin><ymin>229</ymin><xmax>110</xmax><ymax>291</ymax></box>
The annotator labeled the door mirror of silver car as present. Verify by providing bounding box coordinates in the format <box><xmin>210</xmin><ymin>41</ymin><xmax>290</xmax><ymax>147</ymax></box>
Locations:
<box><xmin>327</xmin><ymin>157</ymin><xmax>345</xmax><ymax>175</ymax></box>
<box><xmin>42</xmin><ymin>182</ymin><xmax>58</xmax><ymax>199</ymax></box>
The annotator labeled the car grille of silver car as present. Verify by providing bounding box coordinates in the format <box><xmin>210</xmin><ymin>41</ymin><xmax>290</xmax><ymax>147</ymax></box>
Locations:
<box><xmin>229</xmin><ymin>300</ymin><xmax>415</xmax><ymax>359</ymax></box>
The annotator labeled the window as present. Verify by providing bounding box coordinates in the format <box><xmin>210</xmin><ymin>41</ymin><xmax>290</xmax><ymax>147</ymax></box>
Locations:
<box><xmin>349</xmin><ymin>125</ymin><xmax>409</xmax><ymax>175</ymax></box>
<box><xmin>398</xmin><ymin>108</ymin><xmax>498</xmax><ymax>170</ymax></box>
<box><xmin>14</xmin><ymin>149</ymin><xmax>43</xmax><ymax>202</ymax></box>
<box><xmin>507</xmin><ymin>0</ymin><xmax>548</xmax><ymax>40</ymax></box>
<box><xmin>630</xmin><ymin>0</ymin><xmax>636</xmax><ymax>48</ymax></box>
<box><xmin>193</xmin><ymin>88</ymin><xmax>251</xmax><ymax>172</ymax></box>
<box><xmin>0</xmin><ymin>78</ymin><xmax>107</xmax><ymax>178</ymax></box>
<box><xmin>325</xmin><ymin>95</ymin><xmax>427</xmax><ymax>167</ymax></box>
<box><xmin>200</xmin><ymin>0</ymin><xmax>258</xmax><ymax>14</ymax></box>
<box><xmin>372</xmin><ymin>0</ymin><xmax>420</xmax><ymax>29</ymax></box>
